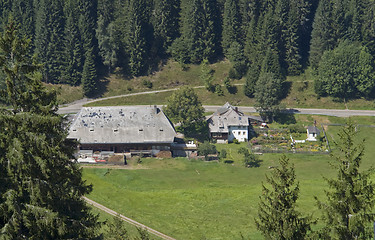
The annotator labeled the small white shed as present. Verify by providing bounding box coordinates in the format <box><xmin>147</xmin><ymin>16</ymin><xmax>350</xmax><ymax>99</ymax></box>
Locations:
<box><xmin>306</xmin><ymin>126</ymin><xmax>320</xmax><ymax>141</ymax></box>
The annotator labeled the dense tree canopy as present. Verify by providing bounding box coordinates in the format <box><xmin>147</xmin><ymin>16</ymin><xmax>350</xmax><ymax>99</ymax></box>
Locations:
<box><xmin>163</xmin><ymin>86</ymin><xmax>205</xmax><ymax>134</ymax></box>
<box><xmin>315</xmin><ymin>41</ymin><xmax>375</xmax><ymax>98</ymax></box>
<box><xmin>0</xmin><ymin>20</ymin><xmax>99</xmax><ymax>239</ymax></box>
<box><xmin>0</xmin><ymin>0</ymin><xmax>373</xmax><ymax>99</ymax></box>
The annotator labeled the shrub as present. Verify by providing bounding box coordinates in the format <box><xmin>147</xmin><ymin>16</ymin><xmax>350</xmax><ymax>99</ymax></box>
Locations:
<box><xmin>288</xmin><ymin>124</ymin><xmax>305</xmax><ymax>134</ymax></box>
<box><xmin>198</xmin><ymin>141</ymin><xmax>217</xmax><ymax>160</ymax></box>
<box><xmin>219</xmin><ymin>149</ymin><xmax>227</xmax><ymax>159</ymax></box>
<box><xmin>142</xmin><ymin>79</ymin><xmax>153</xmax><ymax>88</ymax></box>
<box><xmin>215</xmin><ymin>84</ymin><xmax>224</xmax><ymax>96</ymax></box>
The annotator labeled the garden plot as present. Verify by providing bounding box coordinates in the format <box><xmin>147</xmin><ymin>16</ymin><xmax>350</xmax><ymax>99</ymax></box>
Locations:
<box><xmin>250</xmin><ymin>128</ymin><xmax>329</xmax><ymax>154</ymax></box>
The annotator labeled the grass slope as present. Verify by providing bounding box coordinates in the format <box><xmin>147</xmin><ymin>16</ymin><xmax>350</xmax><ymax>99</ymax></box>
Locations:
<box><xmin>83</xmin><ymin>117</ymin><xmax>375</xmax><ymax>239</ymax></box>
<box><xmin>84</xmin><ymin>62</ymin><xmax>375</xmax><ymax>110</ymax></box>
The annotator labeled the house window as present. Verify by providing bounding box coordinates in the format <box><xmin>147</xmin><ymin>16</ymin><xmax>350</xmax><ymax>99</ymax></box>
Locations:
<box><xmin>243</xmin><ymin>131</ymin><xmax>246</xmax><ymax>135</ymax></box>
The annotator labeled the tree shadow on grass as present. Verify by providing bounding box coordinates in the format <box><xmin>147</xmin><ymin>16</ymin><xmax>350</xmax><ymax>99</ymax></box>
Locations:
<box><xmin>281</xmin><ymin>81</ymin><xmax>292</xmax><ymax>99</ymax></box>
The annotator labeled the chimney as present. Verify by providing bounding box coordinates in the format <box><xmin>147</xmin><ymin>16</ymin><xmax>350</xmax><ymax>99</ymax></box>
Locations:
<box><xmin>235</xmin><ymin>107</ymin><xmax>238</xmax><ymax>112</ymax></box>
<box><xmin>154</xmin><ymin>105</ymin><xmax>159</xmax><ymax>114</ymax></box>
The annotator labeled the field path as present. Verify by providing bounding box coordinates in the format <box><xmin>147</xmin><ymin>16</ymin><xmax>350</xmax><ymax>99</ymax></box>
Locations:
<box><xmin>83</xmin><ymin>196</ymin><xmax>176</xmax><ymax>240</ymax></box>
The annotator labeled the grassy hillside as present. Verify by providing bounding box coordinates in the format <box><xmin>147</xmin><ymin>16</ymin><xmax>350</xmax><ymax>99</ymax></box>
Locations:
<box><xmin>83</xmin><ymin>116</ymin><xmax>375</xmax><ymax>239</ymax></box>
<box><xmin>80</xmin><ymin>61</ymin><xmax>375</xmax><ymax>110</ymax></box>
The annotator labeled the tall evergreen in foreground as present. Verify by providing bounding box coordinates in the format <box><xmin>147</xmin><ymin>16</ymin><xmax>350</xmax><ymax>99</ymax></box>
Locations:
<box><xmin>316</xmin><ymin>121</ymin><xmax>375</xmax><ymax>239</ymax></box>
<box><xmin>255</xmin><ymin>155</ymin><xmax>312</xmax><ymax>239</ymax></box>
<box><xmin>0</xmin><ymin>20</ymin><xmax>99</xmax><ymax>239</ymax></box>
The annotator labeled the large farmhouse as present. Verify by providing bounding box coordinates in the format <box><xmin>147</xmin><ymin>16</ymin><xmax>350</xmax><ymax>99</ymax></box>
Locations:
<box><xmin>68</xmin><ymin>106</ymin><xmax>176</xmax><ymax>156</ymax></box>
<box><xmin>207</xmin><ymin>103</ymin><xmax>262</xmax><ymax>143</ymax></box>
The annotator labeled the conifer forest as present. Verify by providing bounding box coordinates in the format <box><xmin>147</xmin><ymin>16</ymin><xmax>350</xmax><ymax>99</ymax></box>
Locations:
<box><xmin>0</xmin><ymin>0</ymin><xmax>374</xmax><ymax>99</ymax></box>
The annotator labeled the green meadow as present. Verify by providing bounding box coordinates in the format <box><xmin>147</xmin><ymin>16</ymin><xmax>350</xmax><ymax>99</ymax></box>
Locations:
<box><xmin>83</xmin><ymin>117</ymin><xmax>375</xmax><ymax>239</ymax></box>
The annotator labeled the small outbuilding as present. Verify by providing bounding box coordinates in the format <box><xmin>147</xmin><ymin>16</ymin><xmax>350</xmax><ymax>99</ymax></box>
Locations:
<box><xmin>306</xmin><ymin>126</ymin><xmax>320</xmax><ymax>141</ymax></box>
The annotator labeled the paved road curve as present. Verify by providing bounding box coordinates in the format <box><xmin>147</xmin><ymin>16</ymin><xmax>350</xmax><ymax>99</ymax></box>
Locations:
<box><xmin>58</xmin><ymin>88</ymin><xmax>375</xmax><ymax>117</ymax></box>
<box><xmin>83</xmin><ymin>196</ymin><xmax>176</xmax><ymax>240</ymax></box>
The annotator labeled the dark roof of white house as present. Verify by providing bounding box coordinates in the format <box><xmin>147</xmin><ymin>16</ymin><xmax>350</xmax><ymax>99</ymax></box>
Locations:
<box><xmin>307</xmin><ymin>126</ymin><xmax>320</xmax><ymax>134</ymax></box>
<box><xmin>208</xmin><ymin>102</ymin><xmax>249</xmax><ymax>133</ymax></box>
<box><xmin>67</xmin><ymin>106</ymin><xmax>176</xmax><ymax>144</ymax></box>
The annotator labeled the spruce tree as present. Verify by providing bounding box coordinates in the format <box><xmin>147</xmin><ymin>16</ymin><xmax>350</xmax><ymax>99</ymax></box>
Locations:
<box><xmin>284</xmin><ymin>21</ymin><xmax>302</xmax><ymax>76</ymax></box>
<box><xmin>62</xmin><ymin>0</ymin><xmax>83</xmax><ymax>86</ymax></box>
<box><xmin>10</xmin><ymin>0</ymin><xmax>35</xmax><ymax>40</ymax></box>
<box><xmin>152</xmin><ymin>0</ymin><xmax>180</xmax><ymax>56</ymax></box>
<box><xmin>256</xmin><ymin>155</ymin><xmax>312</xmax><ymax>239</ymax></box>
<box><xmin>0</xmin><ymin>20</ymin><xmax>99</xmax><ymax>239</ymax></box>
<box><xmin>34</xmin><ymin>0</ymin><xmax>65</xmax><ymax>83</ymax></box>
<box><xmin>244</xmin><ymin>64</ymin><xmax>260</xmax><ymax>98</ymax></box>
<box><xmin>78</xmin><ymin>0</ymin><xmax>99</xmax><ymax>94</ymax></box>
<box><xmin>254</xmin><ymin>71</ymin><xmax>282</xmax><ymax>122</ymax></box>
<box><xmin>82</xmin><ymin>48</ymin><xmax>98</xmax><ymax>97</ymax></box>
<box><xmin>222</xmin><ymin>0</ymin><xmax>241</xmax><ymax>55</ymax></box>
<box><xmin>176</xmin><ymin>0</ymin><xmax>220</xmax><ymax>63</ymax></box>
<box><xmin>125</xmin><ymin>0</ymin><xmax>150</xmax><ymax>76</ymax></box>
<box><xmin>200</xmin><ymin>59</ymin><xmax>214</xmax><ymax>92</ymax></box>
<box><xmin>309</xmin><ymin>0</ymin><xmax>335</xmax><ymax>70</ymax></box>
<box><xmin>316</xmin><ymin>121</ymin><xmax>375</xmax><ymax>239</ymax></box>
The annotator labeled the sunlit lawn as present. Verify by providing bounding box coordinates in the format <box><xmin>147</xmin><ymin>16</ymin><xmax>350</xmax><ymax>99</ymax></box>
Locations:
<box><xmin>83</xmin><ymin>117</ymin><xmax>375</xmax><ymax>239</ymax></box>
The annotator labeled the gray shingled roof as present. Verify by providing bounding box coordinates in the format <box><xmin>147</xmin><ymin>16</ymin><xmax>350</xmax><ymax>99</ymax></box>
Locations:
<box><xmin>68</xmin><ymin>106</ymin><xmax>176</xmax><ymax>144</ymax></box>
<box><xmin>208</xmin><ymin>103</ymin><xmax>249</xmax><ymax>133</ymax></box>
<box><xmin>307</xmin><ymin>126</ymin><xmax>320</xmax><ymax>134</ymax></box>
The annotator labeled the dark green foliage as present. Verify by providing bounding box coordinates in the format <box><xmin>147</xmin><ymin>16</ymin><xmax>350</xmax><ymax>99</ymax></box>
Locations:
<box><xmin>142</xmin><ymin>79</ymin><xmax>153</xmax><ymax>88</ymax></box>
<box><xmin>174</xmin><ymin>0</ymin><xmax>220</xmax><ymax>63</ymax></box>
<box><xmin>10</xmin><ymin>0</ymin><xmax>35</xmax><ymax>39</ymax></box>
<box><xmin>1</xmin><ymin>0</ymin><xmax>374</xmax><ymax>101</ymax></box>
<box><xmin>238</xmin><ymin>147</ymin><xmax>261</xmax><ymax>168</ymax></box>
<box><xmin>96</xmin><ymin>1</ymin><xmax>119</xmax><ymax>73</ymax></box>
<box><xmin>104</xmin><ymin>215</ymin><xmax>128</xmax><ymax>240</ymax></box>
<box><xmin>255</xmin><ymin>155</ymin><xmax>312</xmax><ymax>239</ymax></box>
<box><xmin>82</xmin><ymin>49</ymin><xmax>98</xmax><ymax>97</ymax></box>
<box><xmin>200</xmin><ymin>59</ymin><xmax>214</xmax><ymax>92</ymax></box>
<box><xmin>260</xmin><ymin>47</ymin><xmax>285</xmax><ymax>82</ymax></box>
<box><xmin>315</xmin><ymin>41</ymin><xmax>375</xmax><ymax>98</ymax></box>
<box><xmin>309</xmin><ymin>0</ymin><xmax>335</xmax><ymax>70</ymax></box>
<box><xmin>222</xmin><ymin>0</ymin><xmax>241</xmax><ymax>55</ymax></box>
<box><xmin>136</xmin><ymin>227</ymin><xmax>151</xmax><ymax>240</ymax></box>
<box><xmin>198</xmin><ymin>141</ymin><xmax>217</xmax><ymax>160</ymax></box>
<box><xmin>316</xmin><ymin>121</ymin><xmax>375</xmax><ymax>239</ymax></box>
<box><xmin>288</xmin><ymin>124</ymin><xmax>305</xmax><ymax>134</ymax></box>
<box><xmin>170</xmin><ymin>37</ymin><xmax>190</xmax><ymax>65</ymax></box>
<box><xmin>284</xmin><ymin>6</ymin><xmax>302</xmax><ymax>75</ymax></box>
<box><xmin>226</xmin><ymin>41</ymin><xmax>247</xmax><ymax>79</ymax></box>
<box><xmin>125</xmin><ymin>0</ymin><xmax>150</xmax><ymax>76</ymax></box>
<box><xmin>0</xmin><ymin>20</ymin><xmax>99</xmax><ymax>239</ymax></box>
<box><xmin>215</xmin><ymin>84</ymin><xmax>224</xmax><ymax>96</ymax></box>
<box><xmin>219</xmin><ymin>149</ymin><xmax>227</xmax><ymax>159</ymax></box>
<box><xmin>152</xmin><ymin>0</ymin><xmax>180</xmax><ymax>56</ymax></box>
<box><xmin>224</xmin><ymin>77</ymin><xmax>237</xmax><ymax>94</ymax></box>
<box><xmin>244</xmin><ymin>64</ymin><xmax>260</xmax><ymax>98</ymax></box>
<box><xmin>163</xmin><ymin>87</ymin><xmax>205</xmax><ymax>135</ymax></box>
<box><xmin>62</xmin><ymin>0</ymin><xmax>83</xmax><ymax>85</ymax></box>
<box><xmin>254</xmin><ymin>72</ymin><xmax>283</xmax><ymax>122</ymax></box>
<box><xmin>34</xmin><ymin>0</ymin><xmax>65</xmax><ymax>83</ymax></box>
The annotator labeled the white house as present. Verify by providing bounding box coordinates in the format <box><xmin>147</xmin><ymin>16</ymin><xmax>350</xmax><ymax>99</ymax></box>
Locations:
<box><xmin>207</xmin><ymin>103</ymin><xmax>260</xmax><ymax>143</ymax></box>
